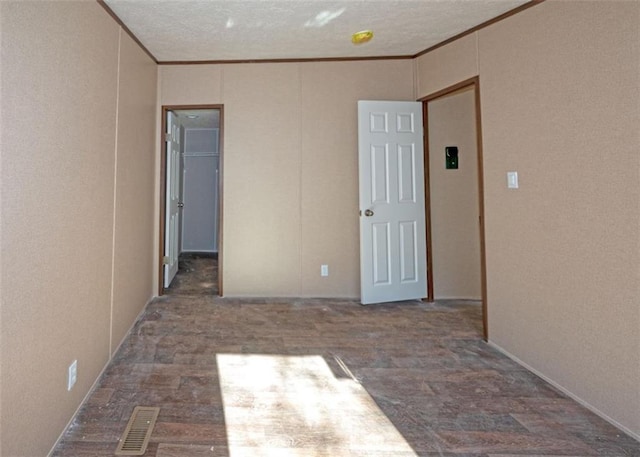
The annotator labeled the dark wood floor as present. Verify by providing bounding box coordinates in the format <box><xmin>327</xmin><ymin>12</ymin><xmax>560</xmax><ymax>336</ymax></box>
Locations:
<box><xmin>51</xmin><ymin>257</ymin><xmax>639</xmax><ymax>456</ymax></box>
<box><xmin>164</xmin><ymin>253</ymin><xmax>219</xmax><ymax>296</ymax></box>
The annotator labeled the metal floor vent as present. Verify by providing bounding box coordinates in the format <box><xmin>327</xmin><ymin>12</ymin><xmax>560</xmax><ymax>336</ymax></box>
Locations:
<box><xmin>115</xmin><ymin>406</ymin><xmax>160</xmax><ymax>456</ymax></box>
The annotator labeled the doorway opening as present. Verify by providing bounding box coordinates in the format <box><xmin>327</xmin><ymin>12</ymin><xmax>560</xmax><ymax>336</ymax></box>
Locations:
<box><xmin>421</xmin><ymin>77</ymin><xmax>488</xmax><ymax>340</ymax></box>
<box><xmin>159</xmin><ymin>104</ymin><xmax>224</xmax><ymax>296</ymax></box>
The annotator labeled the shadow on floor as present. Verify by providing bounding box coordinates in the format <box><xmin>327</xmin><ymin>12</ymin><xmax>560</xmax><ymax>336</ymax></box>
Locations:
<box><xmin>164</xmin><ymin>252</ymin><xmax>218</xmax><ymax>296</ymax></box>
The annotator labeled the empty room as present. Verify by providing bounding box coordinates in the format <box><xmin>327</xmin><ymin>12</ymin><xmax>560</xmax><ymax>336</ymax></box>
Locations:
<box><xmin>0</xmin><ymin>1</ymin><xmax>638</xmax><ymax>456</ymax></box>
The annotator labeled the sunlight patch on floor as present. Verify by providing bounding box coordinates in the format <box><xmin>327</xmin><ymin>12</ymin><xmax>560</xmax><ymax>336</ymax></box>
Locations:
<box><xmin>217</xmin><ymin>354</ymin><xmax>418</xmax><ymax>457</ymax></box>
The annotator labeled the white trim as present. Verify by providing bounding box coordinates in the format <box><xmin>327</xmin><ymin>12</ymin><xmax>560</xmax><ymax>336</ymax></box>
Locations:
<box><xmin>487</xmin><ymin>341</ymin><xmax>640</xmax><ymax>442</ymax></box>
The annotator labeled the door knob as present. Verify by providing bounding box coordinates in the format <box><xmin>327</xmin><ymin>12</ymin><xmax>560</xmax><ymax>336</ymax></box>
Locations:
<box><xmin>178</xmin><ymin>202</ymin><xmax>184</xmax><ymax>208</ymax></box>
<box><xmin>364</xmin><ymin>209</ymin><xmax>374</xmax><ymax>217</ymax></box>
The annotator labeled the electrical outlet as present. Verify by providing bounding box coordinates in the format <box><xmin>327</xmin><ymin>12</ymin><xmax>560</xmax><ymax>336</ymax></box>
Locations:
<box><xmin>321</xmin><ymin>265</ymin><xmax>329</xmax><ymax>277</ymax></box>
<box><xmin>68</xmin><ymin>360</ymin><xmax>77</xmax><ymax>391</ymax></box>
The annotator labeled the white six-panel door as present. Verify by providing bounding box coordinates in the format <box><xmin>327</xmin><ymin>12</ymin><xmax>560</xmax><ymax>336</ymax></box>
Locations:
<box><xmin>164</xmin><ymin>111</ymin><xmax>181</xmax><ymax>288</ymax></box>
<box><xmin>358</xmin><ymin>101</ymin><xmax>427</xmax><ymax>304</ymax></box>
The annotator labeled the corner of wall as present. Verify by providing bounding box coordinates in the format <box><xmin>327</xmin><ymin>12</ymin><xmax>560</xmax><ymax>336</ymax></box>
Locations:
<box><xmin>108</xmin><ymin>25</ymin><xmax>123</xmax><ymax>360</ymax></box>
<box><xmin>152</xmin><ymin>67</ymin><xmax>163</xmax><ymax>297</ymax></box>
<box><xmin>488</xmin><ymin>340</ymin><xmax>640</xmax><ymax>442</ymax></box>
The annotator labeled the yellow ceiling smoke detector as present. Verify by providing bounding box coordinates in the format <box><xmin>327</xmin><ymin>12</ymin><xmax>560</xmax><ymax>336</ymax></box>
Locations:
<box><xmin>351</xmin><ymin>30</ymin><xmax>373</xmax><ymax>45</ymax></box>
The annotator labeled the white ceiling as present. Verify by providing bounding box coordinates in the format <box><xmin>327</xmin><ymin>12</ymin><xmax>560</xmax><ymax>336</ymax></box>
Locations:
<box><xmin>174</xmin><ymin>109</ymin><xmax>220</xmax><ymax>128</ymax></box>
<box><xmin>103</xmin><ymin>0</ymin><xmax>531</xmax><ymax>62</ymax></box>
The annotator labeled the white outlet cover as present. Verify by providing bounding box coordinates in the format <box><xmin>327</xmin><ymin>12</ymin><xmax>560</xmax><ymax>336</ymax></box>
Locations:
<box><xmin>68</xmin><ymin>360</ymin><xmax>77</xmax><ymax>391</ymax></box>
<box><xmin>507</xmin><ymin>171</ymin><xmax>519</xmax><ymax>189</ymax></box>
<box><xmin>320</xmin><ymin>265</ymin><xmax>329</xmax><ymax>277</ymax></box>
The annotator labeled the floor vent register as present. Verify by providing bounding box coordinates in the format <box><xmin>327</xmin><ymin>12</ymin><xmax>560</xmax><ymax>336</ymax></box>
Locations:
<box><xmin>115</xmin><ymin>406</ymin><xmax>160</xmax><ymax>456</ymax></box>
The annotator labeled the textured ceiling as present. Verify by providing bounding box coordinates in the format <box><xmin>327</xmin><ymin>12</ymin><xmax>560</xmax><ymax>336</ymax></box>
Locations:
<box><xmin>103</xmin><ymin>0</ymin><xmax>531</xmax><ymax>62</ymax></box>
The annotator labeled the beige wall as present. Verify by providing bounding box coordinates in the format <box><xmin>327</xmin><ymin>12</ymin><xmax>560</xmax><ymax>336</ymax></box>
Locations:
<box><xmin>416</xmin><ymin>33</ymin><xmax>478</xmax><ymax>97</ymax></box>
<box><xmin>223</xmin><ymin>63</ymin><xmax>302</xmax><ymax>295</ymax></box>
<box><xmin>111</xmin><ymin>32</ymin><xmax>158</xmax><ymax>352</ymax></box>
<box><xmin>428</xmin><ymin>89</ymin><xmax>481</xmax><ymax>299</ymax></box>
<box><xmin>0</xmin><ymin>1</ymin><xmax>4</xmax><ymax>450</ymax></box>
<box><xmin>1</xmin><ymin>1</ymin><xmax>637</xmax><ymax>454</ymax></box>
<box><xmin>417</xmin><ymin>0</ymin><xmax>640</xmax><ymax>438</ymax></box>
<box><xmin>0</xmin><ymin>2</ymin><xmax>157</xmax><ymax>455</ymax></box>
<box><xmin>158</xmin><ymin>59</ymin><xmax>415</xmax><ymax>297</ymax></box>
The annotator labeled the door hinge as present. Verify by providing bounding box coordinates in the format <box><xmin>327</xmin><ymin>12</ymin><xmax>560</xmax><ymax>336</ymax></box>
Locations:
<box><xmin>163</xmin><ymin>256</ymin><xmax>170</xmax><ymax>265</ymax></box>
<box><xmin>164</xmin><ymin>132</ymin><xmax>171</xmax><ymax>142</ymax></box>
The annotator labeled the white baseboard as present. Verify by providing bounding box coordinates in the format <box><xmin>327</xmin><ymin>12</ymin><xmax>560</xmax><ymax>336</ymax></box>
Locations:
<box><xmin>487</xmin><ymin>340</ymin><xmax>640</xmax><ymax>442</ymax></box>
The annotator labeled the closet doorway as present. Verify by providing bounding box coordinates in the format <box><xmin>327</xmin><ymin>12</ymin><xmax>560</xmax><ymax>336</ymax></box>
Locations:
<box><xmin>159</xmin><ymin>105</ymin><xmax>224</xmax><ymax>296</ymax></box>
<box><xmin>421</xmin><ymin>78</ymin><xmax>487</xmax><ymax>339</ymax></box>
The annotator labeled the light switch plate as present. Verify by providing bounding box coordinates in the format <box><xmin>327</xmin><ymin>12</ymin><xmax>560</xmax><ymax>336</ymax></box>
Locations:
<box><xmin>507</xmin><ymin>171</ymin><xmax>519</xmax><ymax>189</ymax></box>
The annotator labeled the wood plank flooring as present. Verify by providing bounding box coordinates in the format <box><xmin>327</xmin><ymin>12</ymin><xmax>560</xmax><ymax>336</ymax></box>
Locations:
<box><xmin>51</xmin><ymin>257</ymin><xmax>639</xmax><ymax>456</ymax></box>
